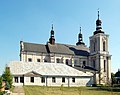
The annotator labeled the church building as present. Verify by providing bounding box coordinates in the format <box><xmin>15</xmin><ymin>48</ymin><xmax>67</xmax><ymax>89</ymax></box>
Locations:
<box><xmin>8</xmin><ymin>11</ymin><xmax>111</xmax><ymax>86</ymax></box>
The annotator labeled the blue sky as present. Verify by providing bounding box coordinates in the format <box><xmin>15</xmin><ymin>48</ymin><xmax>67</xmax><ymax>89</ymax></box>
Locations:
<box><xmin>0</xmin><ymin>0</ymin><xmax>120</xmax><ymax>74</ymax></box>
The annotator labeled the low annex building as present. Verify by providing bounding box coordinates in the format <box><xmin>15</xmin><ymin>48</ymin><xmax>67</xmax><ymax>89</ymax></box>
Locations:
<box><xmin>8</xmin><ymin>61</ymin><xmax>93</xmax><ymax>87</ymax></box>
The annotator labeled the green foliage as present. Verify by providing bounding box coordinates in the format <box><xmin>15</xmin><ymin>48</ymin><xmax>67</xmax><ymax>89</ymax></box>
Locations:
<box><xmin>5</xmin><ymin>82</ymin><xmax>10</xmax><ymax>90</ymax></box>
<box><xmin>0</xmin><ymin>77</ymin><xmax>3</xmax><ymax>89</ymax></box>
<box><xmin>2</xmin><ymin>67</ymin><xmax>13</xmax><ymax>89</ymax></box>
<box><xmin>111</xmin><ymin>73</ymin><xmax>117</xmax><ymax>85</ymax></box>
<box><xmin>115</xmin><ymin>70</ymin><xmax>120</xmax><ymax>77</ymax></box>
<box><xmin>0</xmin><ymin>91</ymin><xmax>5</xmax><ymax>95</ymax></box>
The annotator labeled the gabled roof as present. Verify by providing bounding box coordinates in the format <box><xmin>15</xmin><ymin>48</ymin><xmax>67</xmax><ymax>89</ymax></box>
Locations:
<box><xmin>24</xmin><ymin>71</ymin><xmax>42</xmax><ymax>76</ymax></box>
<box><xmin>22</xmin><ymin>41</ymin><xmax>90</xmax><ymax>56</ymax></box>
<box><xmin>8</xmin><ymin>61</ymin><xmax>93</xmax><ymax>77</ymax></box>
<box><xmin>23</xmin><ymin>42</ymin><xmax>47</xmax><ymax>53</ymax></box>
<box><xmin>47</xmin><ymin>43</ymin><xmax>89</xmax><ymax>56</ymax></box>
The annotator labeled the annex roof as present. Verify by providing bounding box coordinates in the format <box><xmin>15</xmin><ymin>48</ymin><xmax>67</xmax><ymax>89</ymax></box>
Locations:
<box><xmin>8</xmin><ymin>61</ymin><xmax>93</xmax><ymax>77</ymax></box>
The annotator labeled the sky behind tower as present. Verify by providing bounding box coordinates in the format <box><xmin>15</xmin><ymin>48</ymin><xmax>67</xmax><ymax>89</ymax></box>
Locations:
<box><xmin>0</xmin><ymin>0</ymin><xmax>120</xmax><ymax>74</ymax></box>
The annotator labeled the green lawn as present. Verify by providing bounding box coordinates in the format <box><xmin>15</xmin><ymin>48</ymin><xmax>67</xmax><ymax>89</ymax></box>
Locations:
<box><xmin>23</xmin><ymin>86</ymin><xmax>120</xmax><ymax>95</ymax></box>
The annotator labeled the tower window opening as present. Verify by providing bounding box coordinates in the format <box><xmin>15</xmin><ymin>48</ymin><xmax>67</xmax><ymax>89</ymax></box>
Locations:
<box><xmin>93</xmin><ymin>60</ymin><xmax>96</xmax><ymax>68</ymax></box>
<box><xmin>103</xmin><ymin>41</ymin><xmax>106</xmax><ymax>51</ymax></box>
<box><xmin>104</xmin><ymin>60</ymin><xmax>106</xmax><ymax>72</ymax></box>
<box><xmin>94</xmin><ymin>42</ymin><xmax>96</xmax><ymax>52</ymax></box>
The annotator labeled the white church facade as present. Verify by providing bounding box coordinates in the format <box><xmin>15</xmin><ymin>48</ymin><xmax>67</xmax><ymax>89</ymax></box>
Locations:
<box><xmin>8</xmin><ymin>11</ymin><xmax>111</xmax><ymax>86</ymax></box>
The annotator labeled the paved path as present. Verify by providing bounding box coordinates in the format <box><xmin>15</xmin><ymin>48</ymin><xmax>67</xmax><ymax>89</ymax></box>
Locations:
<box><xmin>11</xmin><ymin>86</ymin><xmax>25</xmax><ymax>95</ymax></box>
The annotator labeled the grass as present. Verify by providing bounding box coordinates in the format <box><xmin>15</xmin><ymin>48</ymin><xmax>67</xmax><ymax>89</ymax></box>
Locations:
<box><xmin>23</xmin><ymin>86</ymin><xmax>120</xmax><ymax>95</ymax></box>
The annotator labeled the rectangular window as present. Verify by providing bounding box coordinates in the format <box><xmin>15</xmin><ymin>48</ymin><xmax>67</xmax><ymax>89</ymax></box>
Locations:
<box><xmin>14</xmin><ymin>77</ymin><xmax>18</xmax><ymax>83</ymax></box>
<box><xmin>37</xmin><ymin>59</ymin><xmax>40</xmax><ymax>62</ymax></box>
<box><xmin>30</xmin><ymin>77</ymin><xmax>34</xmax><ymax>83</ymax></box>
<box><xmin>20</xmin><ymin>77</ymin><xmax>24</xmax><ymax>83</ymax></box>
<box><xmin>104</xmin><ymin>60</ymin><xmax>106</xmax><ymax>72</ymax></box>
<box><xmin>74</xmin><ymin>60</ymin><xmax>77</xmax><ymax>65</ymax></box>
<box><xmin>62</xmin><ymin>77</ymin><xmax>65</xmax><ymax>83</ymax></box>
<box><xmin>56</xmin><ymin>58</ymin><xmax>60</xmax><ymax>63</ymax></box>
<box><xmin>41</xmin><ymin>77</ymin><xmax>45</xmax><ymax>83</ymax></box>
<box><xmin>66</xmin><ymin>59</ymin><xmax>69</xmax><ymax>65</ymax></box>
<box><xmin>52</xmin><ymin>77</ymin><xmax>56</xmax><ymax>83</ymax></box>
<box><xmin>72</xmin><ymin>77</ymin><xmax>75</xmax><ymax>83</ymax></box>
<box><xmin>28</xmin><ymin>58</ymin><xmax>32</xmax><ymax>62</ymax></box>
<box><xmin>93</xmin><ymin>60</ymin><xmax>96</xmax><ymax>68</ymax></box>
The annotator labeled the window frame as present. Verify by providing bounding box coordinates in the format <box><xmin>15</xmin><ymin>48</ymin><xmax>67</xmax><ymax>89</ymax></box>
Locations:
<box><xmin>41</xmin><ymin>77</ymin><xmax>45</xmax><ymax>83</ymax></box>
<box><xmin>52</xmin><ymin>77</ymin><xmax>56</xmax><ymax>83</ymax></box>
<box><xmin>104</xmin><ymin>60</ymin><xmax>106</xmax><ymax>72</ymax></box>
<box><xmin>62</xmin><ymin>77</ymin><xmax>65</xmax><ymax>83</ymax></box>
<box><xmin>30</xmin><ymin>77</ymin><xmax>34</xmax><ymax>83</ymax></box>
<box><xmin>14</xmin><ymin>77</ymin><xmax>18</xmax><ymax>83</ymax></box>
<box><xmin>66</xmin><ymin>59</ymin><xmax>69</xmax><ymax>65</ymax></box>
<box><xmin>103</xmin><ymin>41</ymin><xmax>106</xmax><ymax>51</ymax></box>
<box><xmin>72</xmin><ymin>77</ymin><xmax>75</xmax><ymax>83</ymax></box>
<box><xmin>20</xmin><ymin>77</ymin><xmax>24</xmax><ymax>83</ymax></box>
<box><xmin>56</xmin><ymin>58</ymin><xmax>60</xmax><ymax>63</ymax></box>
<box><xmin>28</xmin><ymin>58</ymin><xmax>32</xmax><ymax>62</ymax></box>
<box><xmin>37</xmin><ymin>59</ymin><xmax>40</xmax><ymax>62</ymax></box>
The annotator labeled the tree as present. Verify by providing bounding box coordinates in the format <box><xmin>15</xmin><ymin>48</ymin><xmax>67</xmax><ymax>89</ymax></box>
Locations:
<box><xmin>2</xmin><ymin>67</ymin><xmax>13</xmax><ymax>89</ymax></box>
<box><xmin>111</xmin><ymin>73</ymin><xmax>117</xmax><ymax>85</ymax></box>
<box><xmin>115</xmin><ymin>69</ymin><xmax>120</xmax><ymax>84</ymax></box>
<box><xmin>0</xmin><ymin>77</ymin><xmax>3</xmax><ymax>89</ymax></box>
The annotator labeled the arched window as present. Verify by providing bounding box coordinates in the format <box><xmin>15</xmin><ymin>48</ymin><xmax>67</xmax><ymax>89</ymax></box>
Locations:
<box><xmin>104</xmin><ymin>60</ymin><xmax>106</xmax><ymax>72</ymax></box>
<box><xmin>103</xmin><ymin>41</ymin><xmax>106</xmax><ymax>51</ymax></box>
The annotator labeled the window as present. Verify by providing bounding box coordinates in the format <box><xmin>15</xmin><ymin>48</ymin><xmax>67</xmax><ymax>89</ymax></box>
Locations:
<box><xmin>30</xmin><ymin>77</ymin><xmax>34</xmax><ymax>83</ymax></box>
<box><xmin>28</xmin><ymin>58</ymin><xmax>32</xmax><ymax>62</ymax></box>
<box><xmin>62</xmin><ymin>77</ymin><xmax>65</xmax><ymax>83</ymax></box>
<box><xmin>72</xmin><ymin>77</ymin><xmax>75</xmax><ymax>83</ymax></box>
<box><xmin>37</xmin><ymin>59</ymin><xmax>40</xmax><ymax>62</ymax></box>
<box><xmin>20</xmin><ymin>77</ymin><xmax>24</xmax><ymax>83</ymax></box>
<box><xmin>41</xmin><ymin>77</ymin><xmax>45</xmax><ymax>83</ymax></box>
<box><xmin>93</xmin><ymin>60</ymin><xmax>95</xmax><ymax>68</ymax></box>
<box><xmin>56</xmin><ymin>58</ymin><xmax>60</xmax><ymax>63</ymax></box>
<box><xmin>103</xmin><ymin>41</ymin><xmax>106</xmax><ymax>51</ymax></box>
<box><xmin>83</xmin><ymin>61</ymin><xmax>86</xmax><ymax>66</ymax></box>
<box><xmin>94</xmin><ymin>42</ymin><xmax>96</xmax><ymax>52</ymax></box>
<box><xmin>14</xmin><ymin>77</ymin><xmax>18</xmax><ymax>83</ymax></box>
<box><xmin>66</xmin><ymin>59</ymin><xmax>69</xmax><ymax>65</ymax></box>
<box><xmin>52</xmin><ymin>77</ymin><xmax>56</xmax><ymax>83</ymax></box>
<box><xmin>74</xmin><ymin>60</ymin><xmax>77</xmax><ymax>65</ymax></box>
<box><xmin>44</xmin><ymin>59</ymin><xmax>48</xmax><ymax>62</ymax></box>
<box><xmin>104</xmin><ymin>60</ymin><xmax>106</xmax><ymax>72</ymax></box>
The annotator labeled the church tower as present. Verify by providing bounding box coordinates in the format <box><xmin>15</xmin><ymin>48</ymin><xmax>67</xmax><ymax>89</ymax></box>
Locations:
<box><xmin>49</xmin><ymin>24</ymin><xmax>55</xmax><ymax>45</ymax></box>
<box><xmin>89</xmin><ymin>11</ymin><xmax>111</xmax><ymax>84</ymax></box>
<box><xmin>76</xmin><ymin>27</ymin><xmax>85</xmax><ymax>46</ymax></box>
